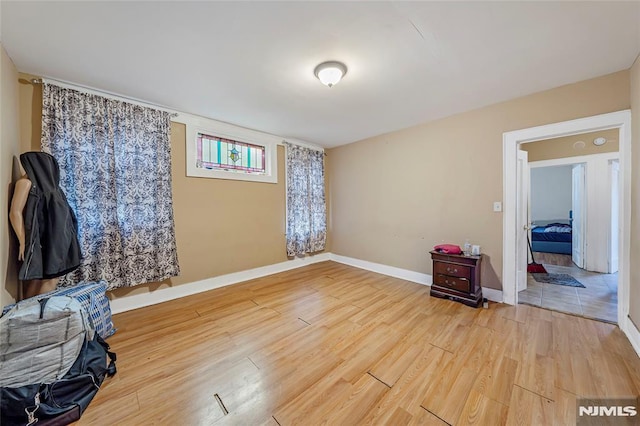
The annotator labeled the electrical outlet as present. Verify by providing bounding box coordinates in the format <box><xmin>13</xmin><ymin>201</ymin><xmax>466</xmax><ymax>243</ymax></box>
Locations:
<box><xmin>493</xmin><ymin>202</ymin><xmax>502</xmax><ymax>212</ymax></box>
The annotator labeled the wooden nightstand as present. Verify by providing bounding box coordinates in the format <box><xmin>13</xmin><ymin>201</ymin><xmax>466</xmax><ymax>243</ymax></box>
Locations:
<box><xmin>429</xmin><ymin>250</ymin><xmax>483</xmax><ymax>308</ymax></box>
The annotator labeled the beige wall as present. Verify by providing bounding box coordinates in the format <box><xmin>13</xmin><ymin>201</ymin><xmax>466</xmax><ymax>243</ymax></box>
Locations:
<box><xmin>1</xmin><ymin>44</ymin><xmax>22</xmax><ymax>306</ymax></box>
<box><xmin>19</xmin><ymin>73</ymin><xmax>42</xmax><ymax>152</ymax></box>
<box><xmin>529</xmin><ymin>166</ymin><xmax>572</xmax><ymax>222</ymax></box>
<box><xmin>11</xmin><ymin>67</ymin><xmax>631</xmax><ymax>299</ymax></box>
<box><xmin>113</xmin><ymin>129</ymin><xmax>290</xmax><ymax>300</ymax></box>
<box><xmin>629</xmin><ymin>55</ymin><xmax>640</xmax><ymax>324</ymax></box>
<box><xmin>522</xmin><ymin>129</ymin><xmax>619</xmax><ymax>162</ymax></box>
<box><xmin>328</xmin><ymin>71</ymin><xmax>630</xmax><ymax>290</ymax></box>
<box><xmin>18</xmin><ymin>72</ymin><xmax>330</xmax><ymax>302</ymax></box>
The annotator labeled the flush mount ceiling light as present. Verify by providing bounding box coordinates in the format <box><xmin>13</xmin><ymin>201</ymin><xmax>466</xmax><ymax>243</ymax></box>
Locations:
<box><xmin>314</xmin><ymin>61</ymin><xmax>347</xmax><ymax>87</ymax></box>
<box><xmin>593</xmin><ymin>137</ymin><xmax>607</xmax><ymax>146</ymax></box>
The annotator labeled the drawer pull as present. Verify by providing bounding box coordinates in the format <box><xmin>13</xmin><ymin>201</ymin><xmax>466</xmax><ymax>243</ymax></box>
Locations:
<box><xmin>443</xmin><ymin>277</ymin><xmax>468</xmax><ymax>287</ymax></box>
<box><xmin>446</xmin><ymin>267</ymin><xmax>458</xmax><ymax>274</ymax></box>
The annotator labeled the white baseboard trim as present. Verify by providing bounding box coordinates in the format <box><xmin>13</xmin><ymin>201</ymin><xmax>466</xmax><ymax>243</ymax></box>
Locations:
<box><xmin>330</xmin><ymin>254</ymin><xmax>432</xmax><ymax>285</ymax></box>
<box><xmin>110</xmin><ymin>252</ymin><xmax>502</xmax><ymax>314</ymax></box>
<box><xmin>331</xmin><ymin>254</ymin><xmax>504</xmax><ymax>303</ymax></box>
<box><xmin>109</xmin><ymin>252</ymin><xmax>332</xmax><ymax>314</ymax></box>
<box><xmin>483</xmin><ymin>287</ymin><xmax>503</xmax><ymax>303</ymax></box>
<box><xmin>621</xmin><ymin>316</ymin><xmax>640</xmax><ymax>357</ymax></box>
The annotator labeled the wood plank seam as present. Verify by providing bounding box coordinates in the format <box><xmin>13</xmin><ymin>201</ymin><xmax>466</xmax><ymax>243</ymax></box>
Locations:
<box><xmin>420</xmin><ymin>405</ymin><xmax>453</xmax><ymax>426</ymax></box>
<box><xmin>298</xmin><ymin>317</ymin><xmax>311</xmax><ymax>326</ymax></box>
<box><xmin>214</xmin><ymin>393</ymin><xmax>229</xmax><ymax>415</ymax></box>
<box><xmin>367</xmin><ymin>371</ymin><xmax>392</xmax><ymax>388</ymax></box>
<box><xmin>247</xmin><ymin>356</ymin><xmax>261</xmax><ymax>370</ymax></box>
<box><xmin>513</xmin><ymin>383</ymin><xmax>555</xmax><ymax>402</ymax></box>
<box><xmin>430</xmin><ymin>343</ymin><xmax>455</xmax><ymax>354</ymax></box>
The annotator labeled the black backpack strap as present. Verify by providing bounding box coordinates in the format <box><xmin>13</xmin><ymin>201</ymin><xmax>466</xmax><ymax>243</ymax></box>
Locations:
<box><xmin>106</xmin><ymin>350</ymin><xmax>117</xmax><ymax>377</ymax></box>
<box><xmin>95</xmin><ymin>334</ymin><xmax>117</xmax><ymax>377</ymax></box>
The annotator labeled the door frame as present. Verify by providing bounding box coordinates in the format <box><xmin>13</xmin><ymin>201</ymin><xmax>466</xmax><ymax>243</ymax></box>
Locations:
<box><xmin>516</xmin><ymin>149</ymin><xmax>529</xmax><ymax>293</ymax></box>
<box><xmin>502</xmin><ymin>110</ymin><xmax>631</xmax><ymax>327</ymax></box>
<box><xmin>571</xmin><ymin>163</ymin><xmax>586</xmax><ymax>269</ymax></box>
<box><xmin>610</xmin><ymin>159</ymin><xmax>620</xmax><ymax>274</ymax></box>
<box><xmin>528</xmin><ymin>152</ymin><xmax>620</xmax><ymax>272</ymax></box>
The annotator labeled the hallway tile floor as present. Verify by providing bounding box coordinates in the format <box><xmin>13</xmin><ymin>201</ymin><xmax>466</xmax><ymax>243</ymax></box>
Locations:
<box><xmin>518</xmin><ymin>263</ymin><xmax>618</xmax><ymax>323</ymax></box>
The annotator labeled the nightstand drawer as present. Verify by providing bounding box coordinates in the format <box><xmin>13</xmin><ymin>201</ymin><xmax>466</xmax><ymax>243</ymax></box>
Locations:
<box><xmin>434</xmin><ymin>261</ymin><xmax>471</xmax><ymax>279</ymax></box>
<box><xmin>434</xmin><ymin>274</ymin><xmax>470</xmax><ymax>293</ymax></box>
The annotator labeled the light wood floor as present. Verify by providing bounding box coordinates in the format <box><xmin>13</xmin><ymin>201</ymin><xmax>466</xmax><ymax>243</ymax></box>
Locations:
<box><xmin>530</xmin><ymin>252</ymin><xmax>574</xmax><ymax>268</ymax></box>
<box><xmin>79</xmin><ymin>261</ymin><xmax>640</xmax><ymax>425</ymax></box>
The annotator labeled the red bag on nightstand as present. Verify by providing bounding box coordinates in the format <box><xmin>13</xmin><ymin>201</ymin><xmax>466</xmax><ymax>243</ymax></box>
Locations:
<box><xmin>433</xmin><ymin>244</ymin><xmax>462</xmax><ymax>254</ymax></box>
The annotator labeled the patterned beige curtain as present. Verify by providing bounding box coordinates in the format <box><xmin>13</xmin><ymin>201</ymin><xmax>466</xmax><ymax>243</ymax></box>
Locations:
<box><xmin>285</xmin><ymin>142</ymin><xmax>326</xmax><ymax>256</ymax></box>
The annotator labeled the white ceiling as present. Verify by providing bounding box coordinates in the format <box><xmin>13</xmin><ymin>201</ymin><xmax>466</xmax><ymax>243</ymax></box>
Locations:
<box><xmin>2</xmin><ymin>1</ymin><xmax>639</xmax><ymax>148</ymax></box>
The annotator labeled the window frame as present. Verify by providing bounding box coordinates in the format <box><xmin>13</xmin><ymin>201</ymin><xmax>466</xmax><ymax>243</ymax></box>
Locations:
<box><xmin>181</xmin><ymin>113</ymin><xmax>279</xmax><ymax>184</ymax></box>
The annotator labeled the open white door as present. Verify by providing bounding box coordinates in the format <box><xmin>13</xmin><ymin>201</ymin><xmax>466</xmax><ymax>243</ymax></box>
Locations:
<box><xmin>610</xmin><ymin>160</ymin><xmax>619</xmax><ymax>273</ymax></box>
<box><xmin>572</xmin><ymin>164</ymin><xmax>586</xmax><ymax>268</ymax></box>
<box><xmin>516</xmin><ymin>149</ymin><xmax>529</xmax><ymax>293</ymax></box>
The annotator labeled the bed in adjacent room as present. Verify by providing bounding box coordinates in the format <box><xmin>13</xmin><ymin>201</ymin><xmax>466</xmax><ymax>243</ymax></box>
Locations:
<box><xmin>531</xmin><ymin>220</ymin><xmax>572</xmax><ymax>255</ymax></box>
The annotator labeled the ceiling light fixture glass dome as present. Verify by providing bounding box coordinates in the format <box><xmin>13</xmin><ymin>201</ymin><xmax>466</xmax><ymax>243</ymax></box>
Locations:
<box><xmin>314</xmin><ymin>61</ymin><xmax>348</xmax><ymax>87</ymax></box>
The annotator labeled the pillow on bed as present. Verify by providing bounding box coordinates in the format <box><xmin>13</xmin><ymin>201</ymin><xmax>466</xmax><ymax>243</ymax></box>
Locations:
<box><xmin>2</xmin><ymin>281</ymin><xmax>115</xmax><ymax>339</ymax></box>
<box><xmin>533</xmin><ymin>219</ymin><xmax>571</xmax><ymax>227</ymax></box>
<box><xmin>544</xmin><ymin>224</ymin><xmax>572</xmax><ymax>233</ymax></box>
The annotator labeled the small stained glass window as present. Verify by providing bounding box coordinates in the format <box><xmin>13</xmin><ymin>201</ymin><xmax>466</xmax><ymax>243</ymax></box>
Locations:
<box><xmin>196</xmin><ymin>132</ymin><xmax>266</xmax><ymax>174</ymax></box>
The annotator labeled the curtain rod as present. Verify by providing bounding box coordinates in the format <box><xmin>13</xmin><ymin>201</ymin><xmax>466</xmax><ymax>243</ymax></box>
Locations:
<box><xmin>30</xmin><ymin>78</ymin><xmax>324</xmax><ymax>150</ymax></box>
<box><xmin>283</xmin><ymin>139</ymin><xmax>325</xmax><ymax>152</ymax></box>
<box><xmin>30</xmin><ymin>78</ymin><xmax>179</xmax><ymax>118</ymax></box>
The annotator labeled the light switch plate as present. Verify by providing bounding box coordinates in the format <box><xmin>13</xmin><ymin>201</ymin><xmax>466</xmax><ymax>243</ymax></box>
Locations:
<box><xmin>493</xmin><ymin>202</ymin><xmax>502</xmax><ymax>212</ymax></box>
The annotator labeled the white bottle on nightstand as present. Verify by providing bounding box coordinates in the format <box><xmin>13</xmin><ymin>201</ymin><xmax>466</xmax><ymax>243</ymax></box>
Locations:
<box><xmin>463</xmin><ymin>239</ymin><xmax>471</xmax><ymax>256</ymax></box>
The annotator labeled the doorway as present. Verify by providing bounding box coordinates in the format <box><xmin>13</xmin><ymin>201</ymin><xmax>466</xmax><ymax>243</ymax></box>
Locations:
<box><xmin>502</xmin><ymin>110</ymin><xmax>630</xmax><ymax>330</ymax></box>
<box><xmin>516</xmin><ymin>143</ymin><xmax>620</xmax><ymax>322</ymax></box>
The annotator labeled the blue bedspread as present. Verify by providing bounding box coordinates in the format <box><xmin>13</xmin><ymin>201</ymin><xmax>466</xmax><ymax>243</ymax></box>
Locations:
<box><xmin>531</xmin><ymin>223</ymin><xmax>572</xmax><ymax>243</ymax></box>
